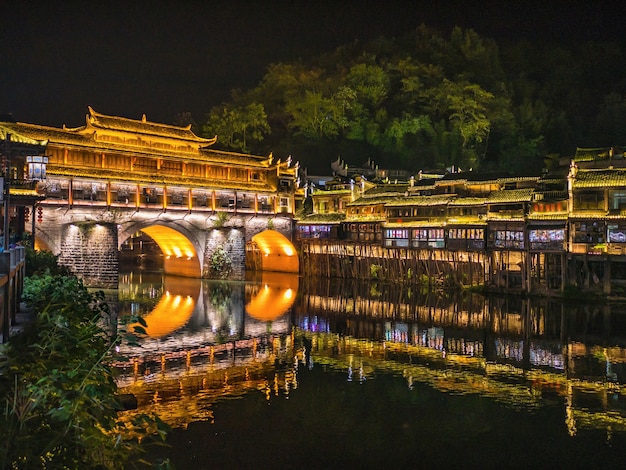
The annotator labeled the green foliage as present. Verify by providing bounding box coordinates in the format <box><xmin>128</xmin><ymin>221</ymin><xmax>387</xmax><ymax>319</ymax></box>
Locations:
<box><xmin>370</xmin><ymin>264</ymin><xmax>383</xmax><ymax>279</ymax></box>
<box><xmin>203</xmin><ymin>102</ymin><xmax>270</xmax><ymax>152</ymax></box>
<box><xmin>1</xmin><ymin>273</ymin><xmax>170</xmax><ymax>469</ymax></box>
<box><xmin>200</xmin><ymin>25</ymin><xmax>626</xmax><ymax>174</ymax></box>
<box><xmin>213</xmin><ymin>211</ymin><xmax>230</xmax><ymax>228</ymax></box>
<box><xmin>25</xmin><ymin>247</ymin><xmax>72</xmax><ymax>278</ymax></box>
<box><xmin>267</xmin><ymin>218</ymin><xmax>274</xmax><ymax>230</ymax></box>
<box><xmin>209</xmin><ymin>247</ymin><xmax>232</xmax><ymax>279</ymax></box>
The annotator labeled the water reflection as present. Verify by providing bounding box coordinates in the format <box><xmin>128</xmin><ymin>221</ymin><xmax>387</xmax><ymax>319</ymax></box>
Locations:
<box><xmin>114</xmin><ymin>273</ymin><xmax>626</xmax><ymax>446</ymax></box>
<box><xmin>295</xmin><ymin>280</ymin><xmax>626</xmax><ymax>436</ymax></box>
<box><xmin>245</xmin><ymin>271</ymin><xmax>299</xmax><ymax>321</ymax></box>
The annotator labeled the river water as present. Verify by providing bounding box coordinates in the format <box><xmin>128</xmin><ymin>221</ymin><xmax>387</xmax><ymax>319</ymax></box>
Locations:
<box><xmin>113</xmin><ymin>269</ymin><xmax>626</xmax><ymax>468</ymax></box>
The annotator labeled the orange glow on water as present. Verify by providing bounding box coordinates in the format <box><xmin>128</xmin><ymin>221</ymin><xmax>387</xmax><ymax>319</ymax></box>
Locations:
<box><xmin>245</xmin><ymin>272</ymin><xmax>299</xmax><ymax>321</ymax></box>
<box><xmin>132</xmin><ymin>292</ymin><xmax>195</xmax><ymax>338</ymax></box>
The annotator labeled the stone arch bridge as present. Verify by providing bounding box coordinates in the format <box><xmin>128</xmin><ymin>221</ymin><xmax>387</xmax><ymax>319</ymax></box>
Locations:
<box><xmin>35</xmin><ymin>204</ymin><xmax>297</xmax><ymax>288</ymax></box>
<box><xmin>0</xmin><ymin>107</ymin><xmax>302</xmax><ymax>288</ymax></box>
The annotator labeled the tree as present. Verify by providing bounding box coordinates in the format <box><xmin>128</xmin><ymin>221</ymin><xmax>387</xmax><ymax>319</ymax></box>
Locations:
<box><xmin>423</xmin><ymin>79</ymin><xmax>493</xmax><ymax>169</ymax></box>
<box><xmin>203</xmin><ymin>103</ymin><xmax>270</xmax><ymax>152</ymax></box>
<box><xmin>284</xmin><ymin>90</ymin><xmax>335</xmax><ymax>140</ymax></box>
<box><xmin>172</xmin><ymin>111</ymin><xmax>199</xmax><ymax>133</ymax></box>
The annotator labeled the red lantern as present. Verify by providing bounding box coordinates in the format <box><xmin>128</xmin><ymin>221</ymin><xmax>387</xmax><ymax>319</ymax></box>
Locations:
<box><xmin>37</xmin><ymin>206</ymin><xmax>43</xmax><ymax>223</ymax></box>
<box><xmin>24</xmin><ymin>207</ymin><xmax>30</xmax><ymax>222</ymax></box>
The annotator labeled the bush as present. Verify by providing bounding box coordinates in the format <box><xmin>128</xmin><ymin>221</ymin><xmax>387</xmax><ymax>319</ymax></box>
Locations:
<box><xmin>209</xmin><ymin>246</ymin><xmax>232</xmax><ymax>279</ymax></box>
<box><xmin>0</xmin><ymin>274</ymin><xmax>170</xmax><ymax>469</ymax></box>
<box><xmin>25</xmin><ymin>247</ymin><xmax>72</xmax><ymax>278</ymax></box>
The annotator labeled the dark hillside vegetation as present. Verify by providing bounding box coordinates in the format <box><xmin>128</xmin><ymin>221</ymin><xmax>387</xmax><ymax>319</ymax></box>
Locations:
<box><xmin>200</xmin><ymin>26</ymin><xmax>626</xmax><ymax>174</ymax></box>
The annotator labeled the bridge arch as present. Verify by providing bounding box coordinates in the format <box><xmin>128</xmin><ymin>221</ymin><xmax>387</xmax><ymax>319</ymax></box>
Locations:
<box><xmin>248</xmin><ymin>230</ymin><xmax>299</xmax><ymax>273</ymax></box>
<box><xmin>120</xmin><ymin>223</ymin><xmax>202</xmax><ymax>278</ymax></box>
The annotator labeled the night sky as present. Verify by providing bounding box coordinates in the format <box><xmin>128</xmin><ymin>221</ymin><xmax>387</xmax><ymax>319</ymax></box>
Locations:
<box><xmin>2</xmin><ymin>1</ymin><xmax>625</xmax><ymax>129</ymax></box>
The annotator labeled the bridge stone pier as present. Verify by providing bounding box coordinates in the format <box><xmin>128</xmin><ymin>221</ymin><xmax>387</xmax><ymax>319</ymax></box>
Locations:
<box><xmin>37</xmin><ymin>205</ymin><xmax>294</xmax><ymax>288</ymax></box>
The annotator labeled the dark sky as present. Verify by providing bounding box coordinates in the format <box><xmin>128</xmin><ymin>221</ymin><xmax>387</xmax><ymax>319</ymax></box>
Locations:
<box><xmin>2</xmin><ymin>0</ymin><xmax>624</xmax><ymax>129</ymax></box>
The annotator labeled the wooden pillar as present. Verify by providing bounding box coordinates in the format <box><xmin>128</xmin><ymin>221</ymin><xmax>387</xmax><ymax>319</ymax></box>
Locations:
<box><xmin>68</xmin><ymin>179</ymin><xmax>74</xmax><ymax>207</ymax></box>
<box><xmin>604</xmin><ymin>257</ymin><xmax>611</xmax><ymax>295</ymax></box>
<box><xmin>561</xmin><ymin>253</ymin><xmax>567</xmax><ymax>292</ymax></box>
<box><xmin>521</xmin><ymin>251</ymin><xmax>533</xmax><ymax>292</ymax></box>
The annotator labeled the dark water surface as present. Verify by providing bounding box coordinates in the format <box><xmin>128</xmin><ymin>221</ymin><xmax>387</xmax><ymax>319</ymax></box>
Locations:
<box><xmin>114</xmin><ymin>270</ymin><xmax>626</xmax><ymax>468</ymax></box>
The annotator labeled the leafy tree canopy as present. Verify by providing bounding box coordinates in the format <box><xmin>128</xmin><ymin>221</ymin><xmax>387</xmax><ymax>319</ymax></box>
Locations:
<box><xmin>199</xmin><ymin>25</ymin><xmax>626</xmax><ymax>175</ymax></box>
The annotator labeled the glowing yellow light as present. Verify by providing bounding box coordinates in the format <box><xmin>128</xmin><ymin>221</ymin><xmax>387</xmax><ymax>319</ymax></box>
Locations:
<box><xmin>249</xmin><ymin>230</ymin><xmax>299</xmax><ymax>273</ymax></box>
<box><xmin>245</xmin><ymin>272</ymin><xmax>299</xmax><ymax>321</ymax></box>
<box><xmin>129</xmin><ymin>293</ymin><xmax>195</xmax><ymax>338</ymax></box>
<box><xmin>140</xmin><ymin>225</ymin><xmax>197</xmax><ymax>261</ymax></box>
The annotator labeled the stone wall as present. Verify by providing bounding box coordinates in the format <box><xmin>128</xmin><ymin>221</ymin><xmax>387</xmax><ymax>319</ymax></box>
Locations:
<box><xmin>58</xmin><ymin>223</ymin><xmax>119</xmax><ymax>288</ymax></box>
<box><xmin>203</xmin><ymin>228</ymin><xmax>246</xmax><ymax>280</ymax></box>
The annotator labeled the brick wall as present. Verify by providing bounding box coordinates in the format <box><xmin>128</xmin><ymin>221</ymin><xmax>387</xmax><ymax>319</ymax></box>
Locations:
<box><xmin>58</xmin><ymin>223</ymin><xmax>119</xmax><ymax>288</ymax></box>
<box><xmin>203</xmin><ymin>228</ymin><xmax>245</xmax><ymax>280</ymax></box>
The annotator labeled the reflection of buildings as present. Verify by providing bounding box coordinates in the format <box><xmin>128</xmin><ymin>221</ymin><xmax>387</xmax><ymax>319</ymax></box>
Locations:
<box><xmin>115</xmin><ymin>276</ymin><xmax>626</xmax><ymax>439</ymax></box>
<box><xmin>115</xmin><ymin>334</ymin><xmax>298</xmax><ymax>430</ymax></box>
<box><xmin>116</xmin><ymin>272</ymin><xmax>298</xmax><ymax>351</ymax></box>
<box><xmin>114</xmin><ymin>273</ymin><xmax>300</xmax><ymax>429</ymax></box>
<box><xmin>294</xmin><ymin>280</ymin><xmax>626</xmax><ymax>437</ymax></box>
<box><xmin>245</xmin><ymin>271</ymin><xmax>299</xmax><ymax>321</ymax></box>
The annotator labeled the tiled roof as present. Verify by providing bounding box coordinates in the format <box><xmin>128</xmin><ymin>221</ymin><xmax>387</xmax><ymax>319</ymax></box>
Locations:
<box><xmin>568</xmin><ymin>210</ymin><xmax>608</xmax><ymax>219</ymax></box>
<box><xmin>574</xmin><ymin>147</ymin><xmax>615</xmax><ymax>162</ymax></box>
<box><xmin>448</xmin><ymin>197</ymin><xmax>487</xmax><ymax>206</ymax></box>
<box><xmin>384</xmin><ymin>220</ymin><xmax>446</xmax><ymax>228</ymax></box>
<box><xmin>347</xmin><ymin>196</ymin><xmax>394</xmax><ymax>207</ymax></box>
<box><xmin>527</xmin><ymin>213</ymin><xmax>569</xmax><ymax>221</ymax></box>
<box><xmin>573</xmin><ymin>169</ymin><xmax>626</xmax><ymax>188</ymax></box>
<box><xmin>311</xmin><ymin>189</ymin><xmax>352</xmax><ymax>196</ymax></box>
<box><xmin>9</xmin><ymin>188</ymin><xmax>42</xmax><ymax>197</ymax></box>
<box><xmin>487</xmin><ymin>188</ymin><xmax>534</xmax><ymax>203</ymax></box>
<box><xmin>486</xmin><ymin>213</ymin><xmax>525</xmax><ymax>221</ymax></box>
<box><xmin>296</xmin><ymin>213</ymin><xmax>345</xmax><ymax>223</ymax></box>
<box><xmin>385</xmin><ymin>195</ymin><xmax>453</xmax><ymax>207</ymax></box>
<box><xmin>0</xmin><ymin>124</ymin><xmax>48</xmax><ymax>146</ymax></box>
<box><xmin>2</xmin><ymin>122</ymin><xmax>269</xmax><ymax>166</ymax></box>
<box><xmin>445</xmin><ymin>216</ymin><xmax>487</xmax><ymax>225</ymax></box>
<box><xmin>362</xmin><ymin>184</ymin><xmax>408</xmax><ymax>197</ymax></box>
<box><xmin>496</xmin><ymin>176</ymin><xmax>540</xmax><ymax>184</ymax></box>
<box><xmin>86</xmin><ymin>107</ymin><xmax>214</xmax><ymax>143</ymax></box>
<box><xmin>345</xmin><ymin>214</ymin><xmax>386</xmax><ymax>222</ymax></box>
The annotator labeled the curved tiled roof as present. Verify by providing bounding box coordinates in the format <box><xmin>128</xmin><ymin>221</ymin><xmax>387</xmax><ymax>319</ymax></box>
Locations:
<box><xmin>385</xmin><ymin>195</ymin><xmax>454</xmax><ymax>207</ymax></box>
<box><xmin>448</xmin><ymin>197</ymin><xmax>487</xmax><ymax>206</ymax></box>
<box><xmin>296</xmin><ymin>213</ymin><xmax>346</xmax><ymax>223</ymax></box>
<box><xmin>84</xmin><ymin>106</ymin><xmax>216</xmax><ymax>144</ymax></box>
<box><xmin>487</xmin><ymin>188</ymin><xmax>534</xmax><ymax>203</ymax></box>
<box><xmin>573</xmin><ymin>169</ymin><xmax>626</xmax><ymax>188</ymax></box>
<box><xmin>0</xmin><ymin>124</ymin><xmax>48</xmax><ymax>146</ymax></box>
<box><xmin>0</xmin><ymin>121</ymin><xmax>269</xmax><ymax>166</ymax></box>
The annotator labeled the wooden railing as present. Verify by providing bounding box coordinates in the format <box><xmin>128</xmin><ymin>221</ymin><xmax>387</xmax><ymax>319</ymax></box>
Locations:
<box><xmin>1</xmin><ymin>246</ymin><xmax>26</xmax><ymax>343</ymax></box>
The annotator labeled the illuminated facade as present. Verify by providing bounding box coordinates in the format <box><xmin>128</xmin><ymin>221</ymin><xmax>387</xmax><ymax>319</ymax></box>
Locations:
<box><xmin>2</xmin><ymin>107</ymin><xmax>298</xmax><ymax>216</ymax></box>
<box><xmin>297</xmin><ymin>149</ymin><xmax>626</xmax><ymax>294</ymax></box>
<box><xmin>0</xmin><ymin>108</ymin><xmax>300</xmax><ymax>285</ymax></box>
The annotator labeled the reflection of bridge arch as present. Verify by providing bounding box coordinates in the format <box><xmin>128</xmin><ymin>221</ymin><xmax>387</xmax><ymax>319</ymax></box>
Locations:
<box><xmin>246</xmin><ymin>272</ymin><xmax>299</xmax><ymax>321</ymax></box>
<box><xmin>130</xmin><ymin>275</ymin><xmax>201</xmax><ymax>338</ymax></box>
